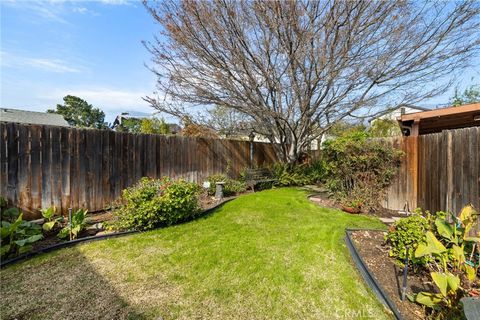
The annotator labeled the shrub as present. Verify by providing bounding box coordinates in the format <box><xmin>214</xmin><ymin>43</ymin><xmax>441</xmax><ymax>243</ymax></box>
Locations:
<box><xmin>112</xmin><ymin>177</ymin><xmax>201</xmax><ymax>231</ymax></box>
<box><xmin>385</xmin><ymin>214</ymin><xmax>429</xmax><ymax>266</ymax></box>
<box><xmin>322</xmin><ymin>131</ymin><xmax>403</xmax><ymax>212</ymax></box>
<box><xmin>206</xmin><ymin>174</ymin><xmax>246</xmax><ymax>196</ymax></box>
<box><xmin>1</xmin><ymin>208</ymin><xmax>43</xmax><ymax>259</ymax></box>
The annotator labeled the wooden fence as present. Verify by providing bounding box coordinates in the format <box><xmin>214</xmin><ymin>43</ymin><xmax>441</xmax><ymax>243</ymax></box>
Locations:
<box><xmin>383</xmin><ymin>127</ymin><xmax>480</xmax><ymax>216</ymax></box>
<box><xmin>2</xmin><ymin>122</ymin><xmax>479</xmax><ymax>220</ymax></box>
<box><xmin>0</xmin><ymin>122</ymin><xmax>277</xmax><ymax>218</ymax></box>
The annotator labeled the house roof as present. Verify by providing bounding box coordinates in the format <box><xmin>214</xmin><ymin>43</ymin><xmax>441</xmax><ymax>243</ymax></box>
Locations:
<box><xmin>0</xmin><ymin>108</ymin><xmax>70</xmax><ymax>127</ymax></box>
<box><xmin>398</xmin><ymin>103</ymin><xmax>480</xmax><ymax>135</ymax></box>
<box><xmin>373</xmin><ymin>104</ymin><xmax>430</xmax><ymax>120</ymax></box>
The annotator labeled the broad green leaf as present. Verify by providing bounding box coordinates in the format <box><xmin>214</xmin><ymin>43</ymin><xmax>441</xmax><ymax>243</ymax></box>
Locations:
<box><xmin>57</xmin><ymin>227</ymin><xmax>70</xmax><ymax>239</ymax></box>
<box><xmin>0</xmin><ymin>226</ymin><xmax>11</xmax><ymax>239</ymax></box>
<box><xmin>9</xmin><ymin>213</ymin><xmax>23</xmax><ymax>233</ymax></box>
<box><xmin>451</xmin><ymin>245</ymin><xmax>465</xmax><ymax>264</ymax></box>
<box><xmin>42</xmin><ymin>221</ymin><xmax>56</xmax><ymax>232</ymax></box>
<box><xmin>3</xmin><ymin>207</ymin><xmax>19</xmax><ymax>219</ymax></box>
<box><xmin>431</xmin><ymin>272</ymin><xmax>448</xmax><ymax>297</ymax></box>
<box><xmin>415</xmin><ymin>231</ymin><xmax>446</xmax><ymax>257</ymax></box>
<box><xmin>414</xmin><ymin>292</ymin><xmax>444</xmax><ymax>307</ymax></box>
<box><xmin>435</xmin><ymin>218</ymin><xmax>454</xmax><ymax>240</ymax></box>
<box><xmin>25</xmin><ymin>234</ymin><xmax>43</xmax><ymax>243</ymax></box>
<box><xmin>446</xmin><ymin>273</ymin><xmax>460</xmax><ymax>293</ymax></box>
<box><xmin>14</xmin><ymin>238</ymin><xmax>28</xmax><ymax>247</ymax></box>
<box><xmin>41</xmin><ymin>206</ymin><xmax>56</xmax><ymax>220</ymax></box>
<box><xmin>0</xmin><ymin>244</ymin><xmax>11</xmax><ymax>257</ymax></box>
<box><xmin>465</xmin><ymin>265</ymin><xmax>477</xmax><ymax>282</ymax></box>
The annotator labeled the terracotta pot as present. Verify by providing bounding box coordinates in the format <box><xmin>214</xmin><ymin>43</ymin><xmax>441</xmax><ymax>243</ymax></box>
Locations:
<box><xmin>342</xmin><ymin>206</ymin><xmax>361</xmax><ymax>214</ymax></box>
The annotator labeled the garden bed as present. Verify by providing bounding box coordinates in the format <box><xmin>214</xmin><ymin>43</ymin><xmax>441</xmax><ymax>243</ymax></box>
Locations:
<box><xmin>1</xmin><ymin>195</ymin><xmax>235</xmax><ymax>268</ymax></box>
<box><xmin>349</xmin><ymin>229</ymin><xmax>431</xmax><ymax>319</ymax></box>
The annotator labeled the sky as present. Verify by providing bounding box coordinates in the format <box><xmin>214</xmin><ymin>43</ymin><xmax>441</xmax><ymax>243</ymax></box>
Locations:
<box><xmin>1</xmin><ymin>0</ymin><xmax>479</xmax><ymax>125</ymax></box>
<box><xmin>1</xmin><ymin>0</ymin><xmax>161</xmax><ymax>124</ymax></box>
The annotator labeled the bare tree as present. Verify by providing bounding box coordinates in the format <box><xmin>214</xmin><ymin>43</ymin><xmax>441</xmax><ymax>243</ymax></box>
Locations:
<box><xmin>143</xmin><ymin>0</ymin><xmax>480</xmax><ymax>163</ymax></box>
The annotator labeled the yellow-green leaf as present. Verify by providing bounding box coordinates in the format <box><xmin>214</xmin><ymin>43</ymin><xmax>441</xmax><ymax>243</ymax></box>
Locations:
<box><xmin>415</xmin><ymin>231</ymin><xmax>446</xmax><ymax>257</ymax></box>
<box><xmin>431</xmin><ymin>272</ymin><xmax>448</xmax><ymax>297</ymax></box>
<box><xmin>414</xmin><ymin>292</ymin><xmax>444</xmax><ymax>307</ymax></box>
<box><xmin>446</xmin><ymin>273</ymin><xmax>460</xmax><ymax>293</ymax></box>
<box><xmin>451</xmin><ymin>245</ymin><xmax>465</xmax><ymax>264</ymax></box>
<box><xmin>459</xmin><ymin>205</ymin><xmax>476</xmax><ymax>224</ymax></box>
<box><xmin>435</xmin><ymin>218</ymin><xmax>453</xmax><ymax>240</ymax></box>
<box><xmin>465</xmin><ymin>265</ymin><xmax>477</xmax><ymax>282</ymax></box>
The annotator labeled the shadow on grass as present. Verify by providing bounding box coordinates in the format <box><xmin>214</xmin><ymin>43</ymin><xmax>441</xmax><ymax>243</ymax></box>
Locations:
<box><xmin>1</xmin><ymin>246</ymin><xmax>149</xmax><ymax>320</ymax></box>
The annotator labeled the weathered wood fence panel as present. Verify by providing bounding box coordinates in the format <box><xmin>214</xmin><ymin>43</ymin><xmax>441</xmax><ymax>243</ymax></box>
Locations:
<box><xmin>418</xmin><ymin>127</ymin><xmax>480</xmax><ymax>214</ymax></box>
<box><xmin>383</xmin><ymin>127</ymin><xmax>480</xmax><ymax>216</ymax></box>
<box><xmin>0</xmin><ymin>122</ymin><xmax>277</xmax><ymax>218</ymax></box>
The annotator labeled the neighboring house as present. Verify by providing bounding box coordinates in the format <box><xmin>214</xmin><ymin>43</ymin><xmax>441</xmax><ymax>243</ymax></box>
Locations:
<box><xmin>112</xmin><ymin>112</ymin><xmax>181</xmax><ymax>134</ymax></box>
<box><xmin>0</xmin><ymin>108</ymin><xmax>70</xmax><ymax>126</ymax></box>
<box><xmin>374</xmin><ymin>104</ymin><xmax>431</xmax><ymax>121</ymax></box>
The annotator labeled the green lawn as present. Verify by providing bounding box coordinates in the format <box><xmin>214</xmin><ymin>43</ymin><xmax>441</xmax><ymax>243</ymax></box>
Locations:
<box><xmin>1</xmin><ymin>188</ymin><xmax>389</xmax><ymax>319</ymax></box>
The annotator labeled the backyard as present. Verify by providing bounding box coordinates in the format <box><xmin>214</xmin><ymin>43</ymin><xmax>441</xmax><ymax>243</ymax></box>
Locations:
<box><xmin>0</xmin><ymin>188</ymin><xmax>389</xmax><ymax>320</ymax></box>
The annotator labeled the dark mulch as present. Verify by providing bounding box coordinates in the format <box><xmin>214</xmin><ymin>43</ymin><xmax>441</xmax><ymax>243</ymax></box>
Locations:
<box><xmin>350</xmin><ymin>230</ymin><xmax>432</xmax><ymax>320</ymax></box>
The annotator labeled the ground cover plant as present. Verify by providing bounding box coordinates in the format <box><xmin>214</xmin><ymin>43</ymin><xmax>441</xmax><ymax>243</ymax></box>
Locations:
<box><xmin>0</xmin><ymin>188</ymin><xmax>390</xmax><ymax>320</ymax></box>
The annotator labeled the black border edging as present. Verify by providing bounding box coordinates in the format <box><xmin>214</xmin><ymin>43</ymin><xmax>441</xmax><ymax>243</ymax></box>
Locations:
<box><xmin>1</xmin><ymin>198</ymin><xmax>236</xmax><ymax>269</ymax></box>
<box><xmin>345</xmin><ymin>228</ymin><xmax>403</xmax><ymax>320</ymax></box>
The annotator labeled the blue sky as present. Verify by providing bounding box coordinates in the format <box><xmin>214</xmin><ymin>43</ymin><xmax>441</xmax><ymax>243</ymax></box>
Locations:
<box><xmin>1</xmin><ymin>0</ymin><xmax>160</xmax><ymax>124</ymax></box>
<box><xmin>1</xmin><ymin>0</ymin><xmax>479</xmax><ymax>124</ymax></box>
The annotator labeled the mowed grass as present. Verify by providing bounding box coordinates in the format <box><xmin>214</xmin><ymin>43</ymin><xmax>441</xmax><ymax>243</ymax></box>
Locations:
<box><xmin>1</xmin><ymin>188</ymin><xmax>389</xmax><ymax>320</ymax></box>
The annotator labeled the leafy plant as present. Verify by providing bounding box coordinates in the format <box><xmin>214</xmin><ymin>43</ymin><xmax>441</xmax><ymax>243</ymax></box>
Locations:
<box><xmin>385</xmin><ymin>214</ymin><xmax>430</xmax><ymax>266</ymax></box>
<box><xmin>206</xmin><ymin>174</ymin><xmax>246</xmax><ymax>196</ymax></box>
<box><xmin>58</xmin><ymin>209</ymin><xmax>88</xmax><ymax>240</ymax></box>
<box><xmin>409</xmin><ymin>206</ymin><xmax>480</xmax><ymax>317</ymax></box>
<box><xmin>111</xmin><ymin>177</ymin><xmax>201</xmax><ymax>231</ymax></box>
<box><xmin>1</xmin><ymin>209</ymin><xmax>43</xmax><ymax>259</ymax></box>
<box><xmin>40</xmin><ymin>206</ymin><xmax>63</xmax><ymax>232</ymax></box>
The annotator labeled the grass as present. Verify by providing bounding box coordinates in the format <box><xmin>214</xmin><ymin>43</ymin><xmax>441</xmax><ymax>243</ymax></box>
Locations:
<box><xmin>1</xmin><ymin>188</ymin><xmax>389</xmax><ymax>319</ymax></box>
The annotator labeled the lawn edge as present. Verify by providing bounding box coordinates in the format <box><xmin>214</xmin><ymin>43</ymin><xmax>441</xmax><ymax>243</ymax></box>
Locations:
<box><xmin>345</xmin><ymin>228</ymin><xmax>403</xmax><ymax>320</ymax></box>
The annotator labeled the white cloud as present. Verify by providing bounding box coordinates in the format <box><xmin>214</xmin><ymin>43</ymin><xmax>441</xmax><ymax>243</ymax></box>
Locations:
<box><xmin>42</xmin><ymin>87</ymin><xmax>152</xmax><ymax>113</ymax></box>
<box><xmin>1</xmin><ymin>51</ymin><xmax>84</xmax><ymax>73</ymax></box>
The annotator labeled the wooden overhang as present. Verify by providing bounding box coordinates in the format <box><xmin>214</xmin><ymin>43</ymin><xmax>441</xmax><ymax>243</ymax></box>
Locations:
<box><xmin>398</xmin><ymin>103</ymin><xmax>480</xmax><ymax>136</ymax></box>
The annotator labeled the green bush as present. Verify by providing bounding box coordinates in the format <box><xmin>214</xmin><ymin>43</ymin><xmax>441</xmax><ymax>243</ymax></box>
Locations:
<box><xmin>322</xmin><ymin>131</ymin><xmax>403</xmax><ymax>212</ymax></box>
<box><xmin>206</xmin><ymin>174</ymin><xmax>246</xmax><ymax>196</ymax></box>
<box><xmin>112</xmin><ymin>177</ymin><xmax>201</xmax><ymax>231</ymax></box>
<box><xmin>384</xmin><ymin>214</ymin><xmax>429</xmax><ymax>266</ymax></box>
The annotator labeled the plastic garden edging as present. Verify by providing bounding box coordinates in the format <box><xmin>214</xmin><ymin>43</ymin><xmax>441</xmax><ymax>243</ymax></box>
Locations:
<box><xmin>345</xmin><ymin>228</ymin><xmax>403</xmax><ymax>320</ymax></box>
<box><xmin>1</xmin><ymin>198</ymin><xmax>235</xmax><ymax>269</ymax></box>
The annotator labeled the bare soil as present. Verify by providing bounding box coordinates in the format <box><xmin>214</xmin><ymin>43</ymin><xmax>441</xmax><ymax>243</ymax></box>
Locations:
<box><xmin>350</xmin><ymin>230</ymin><xmax>431</xmax><ymax>320</ymax></box>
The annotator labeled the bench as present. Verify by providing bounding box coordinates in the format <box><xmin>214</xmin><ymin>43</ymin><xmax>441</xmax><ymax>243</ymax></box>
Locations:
<box><xmin>244</xmin><ymin>168</ymin><xmax>277</xmax><ymax>192</ymax></box>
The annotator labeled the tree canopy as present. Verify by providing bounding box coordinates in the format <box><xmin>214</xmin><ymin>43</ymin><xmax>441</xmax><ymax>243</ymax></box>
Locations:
<box><xmin>48</xmin><ymin>95</ymin><xmax>107</xmax><ymax>129</ymax></box>
<box><xmin>143</xmin><ymin>0</ymin><xmax>480</xmax><ymax>163</ymax></box>
<box><xmin>451</xmin><ymin>85</ymin><xmax>480</xmax><ymax>107</ymax></box>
